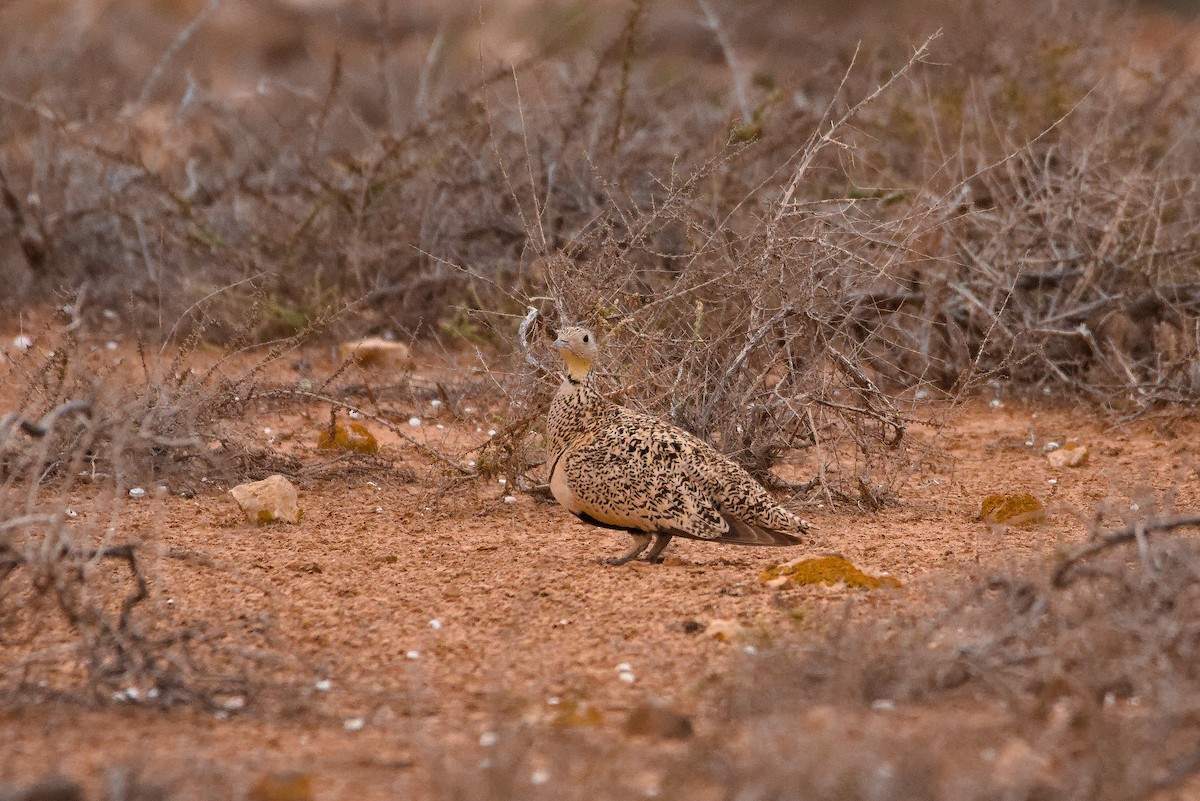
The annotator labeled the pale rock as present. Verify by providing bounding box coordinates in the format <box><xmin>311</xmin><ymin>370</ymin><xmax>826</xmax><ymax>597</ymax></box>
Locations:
<box><xmin>991</xmin><ymin>737</ymin><xmax>1055</xmax><ymax>793</ymax></box>
<box><xmin>338</xmin><ymin>337</ymin><xmax>411</xmax><ymax>370</ymax></box>
<box><xmin>229</xmin><ymin>474</ymin><xmax>300</xmax><ymax>525</ymax></box>
<box><xmin>1047</xmin><ymin>443</ymin><xmax>1088</xmax><ymax>468</ymax></box>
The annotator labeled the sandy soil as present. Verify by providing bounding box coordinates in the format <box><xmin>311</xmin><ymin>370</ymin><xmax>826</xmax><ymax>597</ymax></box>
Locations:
<box><xmin>2</xmin><ymin>340</ymin><xmax>1199</xmax><ymax>799</ymax></box>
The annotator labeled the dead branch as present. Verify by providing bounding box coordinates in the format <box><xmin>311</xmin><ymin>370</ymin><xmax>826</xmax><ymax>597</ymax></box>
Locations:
<box><xmin>1052</xmin><ymin>515</ymin><xmax>1200</xmax><ymax>588</ymax></box>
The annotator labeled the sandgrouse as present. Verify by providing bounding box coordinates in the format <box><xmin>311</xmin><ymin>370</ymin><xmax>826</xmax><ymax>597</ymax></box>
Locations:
<box><xmin>546</xmin><ymin>326</ymin><xmax>813</xmax><ymax>565</ymax></box>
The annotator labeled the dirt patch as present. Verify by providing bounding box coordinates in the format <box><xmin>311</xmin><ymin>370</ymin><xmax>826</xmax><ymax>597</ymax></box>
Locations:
<box><xmin>2</xmin><ymin>338</ymin><xmax>1197</xmax><ymax>799</ymax></box>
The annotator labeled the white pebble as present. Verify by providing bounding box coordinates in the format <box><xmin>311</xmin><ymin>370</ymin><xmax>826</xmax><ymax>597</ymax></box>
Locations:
<box><xmin>128</xmin><ymin>487</ymin><xmax>147</xmax><ymax>499</ymax></box>
<box><xmin>1048</xmin><ymin>479</ymin><xmax>1058</xmax><ymax>485</ymax></box>
<box><xmin>915</xmin><ymin>389</ymin><xmax>929</xmax><ymax>400</ymax></box>
<box><xmin>1044</xmin><ymin>442</ymin><xmax>1060</xmax><ymax>451</ymax></box>
<box><xmin>263</xmin><ymin>427</ymin><xmax>272</xmax><ymax>435</ymax></box>
<box><xmin>988</xmin><ymin>398</ymin><xmax>1002</xmax><ymax>408</ymax></box>
<box><xmin>103</xmin><ymin>309</ymin><xmax>118</xmax><ymax>320</ymax></box>
<box><xmin>348</xmin><ymin>410</ymin><xmax>361</xmax><ymax>420</ymax></box>
<box><xmin>503</xmin><ymin>495</ymin><xmax>517</xmax><ymax>504</ymax></box>
<box><xmin>498</xmin><ymin>478</ymin><xmax>507</xmax><ymax>485</ymax></box>
<box><xmin>408</xmin><ymin>417</ymin><xmax>422</xmax><ymax>427</ymax></box>
<box><xmin>872</xmin><ymin>699</ymin><xmax>896</xmax><ymax>711</ymax></box>
<box><xmin>221</xmin><ymin>695</ymin><xmax>246</xmax><ymax>711</ymax></box>
<box><xmin>12</xmin><ymin>335</ymin><xmax>33</xmax><ymax>350</ymax></box>
<box><xmin>375</xmin><ymin>506</ymin><xmax>384</xmax><ymax>513</ymax></box>
<box><xmin>487</xmin><ymin>429</ymin><xmax>497</xmax><ymax>436</ymax></box>
<box><xmin>314</xmin><ymin>679</ymin><xmax>333</xmax><ymax>692</ymax></box>
<box><xmin>479</xmin><ymin>731</ymin><xmax>498</xmax><ymax>747</ymax></box>
<box><xmin>531</xmin><ymin>769</ymin><xmax>550</xmax><ymax>785</ymax></box>
<box><xmin>406</xmin><ymin>650</ymin><xmax>420</xmax><ymax>660</ymax></box>
<box><xmin>743</xmin><ymin>645</ymin><xmax>758</xmax><ymax>655</ymax></box>
<box><xmin>65</xmin><ymin>509</ymin><xmax>78</xmax><ymax>519</ymax></box>
<box><xmin>1130</xmin><ymin>503</ymin><xmax>1140</xmax><ymax>511</ymax></box>
<box><xmin>468</xmin><ymin>461</ymin><xmax>476</xmax><ymax>468</ymax></box>
<box><xmin>436</xmin><ymin>424</ymin><xmax>445</xmax><ymax>430</ymax></box>
<box><xmin>546</xmin><ymin>696</ymin><xmax>560</xmax><ymax>706</ymax></box>
<box><xmin>430</xmin><ymin>399</ymin><xmax>443</xmax><ymax>408</ymax></box>
<box><xmin>615</xmin><ymin>662</ymin><xmax>633</xmax><ymax>672</ymax></box>
<box><xmin>618</xmin><ymin>671</ymin><xmax>636</xmax><ymax>683</ymax></box>
<box><xmin>343</xmin><ymin>717</ymin><xmax>365</xmax><ymax>732</ymax></box>
<box><xmin>429</xmin><ymin>619</ymin><xmax>442</xmax><ymax>630</ymax></box>
<box><xmin>105</xmin><ymin>341</ymin><xmax>119</xmax><ymax>351</ymax></box>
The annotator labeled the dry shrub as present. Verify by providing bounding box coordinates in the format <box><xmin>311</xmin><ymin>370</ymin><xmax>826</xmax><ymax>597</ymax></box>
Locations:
<box><xmin>2</xmin><ymin>0</ymin><xmax>1196</xmax><ymax>421</ymax></box>
<box><xmin>712</xmin><ymin>522</ymin><xmax>1200</xmax><ymax>800</ymax></box>
<box><xmin>0</xmin><ymin>306</ymin><xmax>327</xmax><ymax>707</ymax></box>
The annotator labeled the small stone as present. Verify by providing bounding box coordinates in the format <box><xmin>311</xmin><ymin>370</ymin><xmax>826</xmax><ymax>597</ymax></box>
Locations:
<box><xmin>314</xmin><ymin>679</ymin><xmax>332</xmax><ymax>692</ymax></box>
<box><xmin>337</xmin><ymin>337</ymin><xmax>411</xmax><ymax>370</ymax></box>
<box><xmin>1047</xmin><ymin>443</ymin><xmax>1089</xmax><ymax>468</ymax></box>
<box><xmin>343</xmin><ymin>717</ymin><xmax>365</xmax><ymax>732</ymax></box>
<box><xmin>479</xmin><ymin>731</ymin><xmax>498</xmax><ymax>747</ymax></box>
<box><xmin>229</xmin><ymin>475</ymin><xmax>301</xmax><ymax>525</ymax></box>
<box><xmin>12</xmin><ymin>334</ymin><xmax>33</xmax><ymax>351</ymax></box>
<box><xmin>618</xmin><ymin>670</ymin><xmax>636</xmax><ymax>683</ymax></box>
<box><xmin>623</xmin><ymin>703</ymin><xmax>694</xmax><ymax>740</ymax></box>
<box><xmin>128</xmin><ymin>487</ymin><xmax>147</xmax><ymax>499</ymax></box>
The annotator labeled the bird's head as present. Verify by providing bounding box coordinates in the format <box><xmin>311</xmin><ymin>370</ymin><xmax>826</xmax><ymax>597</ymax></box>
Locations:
<box><xmin>553</xmin><ymin>326</ymin><xmax>599</xmax><ymax>381</ymax></box>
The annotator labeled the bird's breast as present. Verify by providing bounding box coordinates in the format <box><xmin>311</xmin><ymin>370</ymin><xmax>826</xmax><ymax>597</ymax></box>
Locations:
<box><xmin>548</xmin><ymin>450</ymin><xmax>582</xmax><ymax>514</ymax></box>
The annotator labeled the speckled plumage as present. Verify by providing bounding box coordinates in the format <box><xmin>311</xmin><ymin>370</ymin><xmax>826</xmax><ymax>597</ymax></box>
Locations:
<box><xmin>547</xmin><ymin>327</ymin><xmax>813</xmax><ymax>565</ymax></box>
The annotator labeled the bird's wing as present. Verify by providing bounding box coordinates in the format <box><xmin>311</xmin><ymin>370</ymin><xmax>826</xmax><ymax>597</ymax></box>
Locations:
<box><xmin>558</xmin><ymin>426</ymin><xmax>731</xmax><ymax>540</ymax></box>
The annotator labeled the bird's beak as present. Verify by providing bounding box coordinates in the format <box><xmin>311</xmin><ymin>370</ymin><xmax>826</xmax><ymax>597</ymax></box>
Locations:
<box><xmin>553</xmin><ymin>337</ymin><xmax>567</xmax><ymax>349</ymax></box>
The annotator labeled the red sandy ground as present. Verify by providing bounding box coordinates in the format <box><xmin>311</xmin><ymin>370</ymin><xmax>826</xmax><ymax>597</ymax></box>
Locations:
<box><xmin>2</xmin><ymin>340</ymin><xmax>1199</xmax><ymax>799</ymax></box>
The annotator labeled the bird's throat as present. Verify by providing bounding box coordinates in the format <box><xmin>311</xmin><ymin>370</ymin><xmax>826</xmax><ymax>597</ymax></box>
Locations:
<box><xmin>562</xmin><ymin>353</ymin><xmax>592</xmax><ymax>383</ymax></box>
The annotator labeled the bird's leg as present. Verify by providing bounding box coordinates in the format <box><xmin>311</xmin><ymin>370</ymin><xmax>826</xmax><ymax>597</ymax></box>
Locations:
<box><xmin>642</xmin><ymin>534</ymin><xmax>673</xmax><ymax>563</ymax></box>
<box><xmin>603</xmin><ymin>534</ymin><xmax>653</xmax><ymax>566</ymax></box>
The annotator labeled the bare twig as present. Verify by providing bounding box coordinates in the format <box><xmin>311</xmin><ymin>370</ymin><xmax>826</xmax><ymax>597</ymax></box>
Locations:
<box><xmin>1053</xmin><ymin>515</ymin><xmax>1200</xmax><ymax>587</ymax></box>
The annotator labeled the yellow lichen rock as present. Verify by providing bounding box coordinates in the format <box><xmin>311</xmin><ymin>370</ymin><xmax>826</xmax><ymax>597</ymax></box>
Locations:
<box><xmin>317</xmin><ymin>412</ymin><xmax>378</xmax><ymax>454</ymax></box>
<box><xmin>248</xmin><ymin>772</ymin><xmax>313</xmax><ymax>801</ymax></box>
<box><xmin>760</xmin><ymin>556</ymin><xmax>901</xmax><ymax>590</ymax></box>
<box><xmin>980</xmin><ymin>493</ymin><xmax>1045</xmax><ymax>526</ymax></box>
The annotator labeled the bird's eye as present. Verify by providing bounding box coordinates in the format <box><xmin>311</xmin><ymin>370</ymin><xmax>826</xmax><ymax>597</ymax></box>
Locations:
<box><xmin>583</xmin><ymin>334</ymin><xmax>589</xmax><ymax>343</ymax></box>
